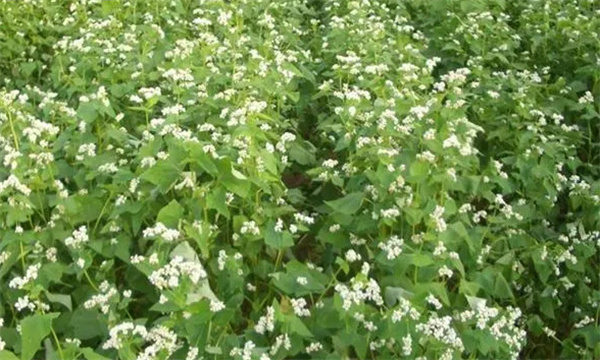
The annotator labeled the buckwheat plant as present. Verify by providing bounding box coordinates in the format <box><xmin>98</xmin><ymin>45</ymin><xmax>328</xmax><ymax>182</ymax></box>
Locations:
<box><xmin>0</xmin><ymin>0</ymin><xmax>598</xmax><ymax>359</ymax></box>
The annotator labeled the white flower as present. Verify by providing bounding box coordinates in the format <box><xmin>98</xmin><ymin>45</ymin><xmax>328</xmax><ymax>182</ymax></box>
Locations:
<box><xmin>210</xmin><ymin>299</ymin><xmax>226</xmax><ymax>312</ymax></box>
<box><xmin>305</xmin><ymin>342</ymin><xmax>323</xmax><ymax>353</ymax></box>
<box><xmin>322</xmin><ymin>159</ymin><xmax>338</xmax><ymax>168</ymax></box>
<box><xmin>148</xmin><ymin>256</ymin><xmax>207</xmax><ymax>290</ymax></box>
<box><xmin>143</xmin><ymin>223</ymin><xmax>180</xmax><ymax>242</ymax></box>
<box><xmin>430</xmin><ymin>205</ymin><xmax>447</xmax><ymax>232</ymax></box>
<box><xmin>378</xmin><ymin>236</ymin><xmax>404</xmax><ymax>260</ymax></box>
<box><xmin>402</xmin><ymin>335</ymin><xmax>412</xmax><ymax>356</ymax></box>
<box><xmin>345</xmin><ymin>249</ymin><xmax>361</xmax><ymax>263</ymax></box>
<box><xmin>241</xmin><ymin>221</ymin><xmax>260</xmax><ymax>236</ymax></box>
<box><xmin>255</xmin><ymin>306</ymin><xmax>275</xmax><ymax>334</ymax></box>
<box><xmin>274</xmin><ymin>218</ymin><xmax>284</xmax><ymax>233</ymax></box>
<box><xmin>438</xmin><ymin>265</ymin><xmax>453</xmax><ymax>278</ymax></box>
<box><xmin>9</xmin><ymin>263</ymin><xmax>41</xmax><ymax>289</ymax></box>
<box><xmin>64</xmin><ymin>226</ymin><xmax>89</xmax><ymax>248</ymax></box>
<box><xmin>291</xmin><ymin>298</ymin><xmax>310</xmax><ymax>317</ymax></box>
<box><xmin>186</xmin><ymin>347</ymin><xmax>199</xmax><ymax>360</ymax></box>
<box><xmin>578</xmin><ymin>91</ymin><xmax>594</xmax><ymax>104</ymax></box>
<box><xmin>426</xmin><ymin>294</ymin><xmax>443</xmax><ymax>310</ymax></box>
<box><xmin>15</xmin><ymin>296</ymin><xmax>35</xmax><ymax>312</ymax></box>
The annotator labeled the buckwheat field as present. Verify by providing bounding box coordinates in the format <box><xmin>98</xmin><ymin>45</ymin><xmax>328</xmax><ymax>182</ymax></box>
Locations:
<box><xmin>0</xmin><ymin>0</ymin><xmax>599</xmax><ymax>359</ymax></box>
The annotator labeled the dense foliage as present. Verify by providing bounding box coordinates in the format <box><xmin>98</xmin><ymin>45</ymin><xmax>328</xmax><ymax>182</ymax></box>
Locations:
<box><xmin>0</xmin><ymin>0</ymin><xmax>599</xmax><ymax>359</ymax></box>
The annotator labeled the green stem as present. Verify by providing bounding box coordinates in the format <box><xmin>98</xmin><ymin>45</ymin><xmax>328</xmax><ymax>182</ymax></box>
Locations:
<box><xmin>19</xmin><ymin>240</ymin><xmax>26</xmax><ymax>270</ymax></box>
<box><xmin>204</xmin><ymin>320</ymin><xmax>212</xmax><ymax>346</ymax></box>
<box><xmin>51</xmin><ymin>327</ymin><xmax>65</xmax><ymax>360</ymax></box>
<box><xmin>274</xmin><ymin>249</ymin><xmax>284</xmax><ymax>270</ymax></box>
<box><xmin>84</xmin><ymin>268</ymin><xmax>99</xmax><ymax>292</ymax></box>
<box><xmin>5</xmin><ymin>107</ymin><xmax>19</xmax><ymax>150</ymax></box>
<box><xmin>93</xmin><ymin>194</ymin><xmax>113</xmax><ymax>234</ymax></box>
<box><xmin>316</xmin><ymin>266</ymin><xmax>343</xmax><ymax>304</ymax></box>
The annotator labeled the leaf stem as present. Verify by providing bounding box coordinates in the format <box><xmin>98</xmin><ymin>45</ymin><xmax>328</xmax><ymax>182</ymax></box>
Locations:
<box><xmin>5</xmin><ymin>107</ymin><xmax>20</xmax><ymax>151</ymax></box>
<box><xmin>84</xmin><ymin>268</ymin><xmax>99</xmax><ymax>292</ymax></box>
<box><xmin>93</xmin><ymin>194</ymin><xmax>113</xmax><ymax>234</ymax></box>
<box><xmin>51</xmin><ymin>326</ymin><xmax>65</xmax><ymax>360</ymax></box>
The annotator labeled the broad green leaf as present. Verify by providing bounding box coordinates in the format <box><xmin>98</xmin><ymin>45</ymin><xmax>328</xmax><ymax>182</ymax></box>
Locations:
<box><xmin>494</xmin><ymin>273</ymin><xmax>513</xmax><ymax>299</ymax></box>
<box><xmin>286</xmin><ymin>315</ymin><xmax>313</xmax><ymax>337</ymax></box>
<box><xmin>156</xmin><ymin>199</ymin><xmax>183</xmax><ymax>228</ymax></box>
<box><xmin>45</xmin><ymin>292</ymin><xmax>72</xmax><ymax>311</ymax></box>
<box><xmin>205</xmin><ymin>346</ymin><xmax>222</xmax><ymax>355</ymax></box>
<box><xmin>217</xmin><ymin>161</ymin><xmax>251</xmax><ymax>198</ymax></box>
<box><xmin>185</xmin><ymin>142</ymin><xmax>218</xmax><ymax>176</ymax></box>
<box><xmin>325</xmin><ymin>192</ymin><xmax>363</xmax><ymax>215</ymax></box>
<box><xmin>409</xmin><ymin>162</ymin><xmax>429</xmax><ymax>181</ymax></box>
<box><xmin>184</xmin><ymin>222</ymin><xmax>212</xmax><ymax>259</ymax></box>
<box><xmin>77</xmin><ymin>103</ymin><xmax>97</xmax><ymax>123</ymax></box>
<box><xmin>20</xmin><ymin>313</ymin><xmax>59</xmax><ymax>360</ymax></box>
<box><xmin>141</xmin><ymin>161</ymin><xmax>180</xmax><ymax>193</ymax></box>
<box><xmin>459</xmin><ymin>279</ymin><xmax>480</xmax><ymax>296</ymax></box>
<box><xmin>466</xmin><ymin>295</ymin><xmax>487</xmax><ymax>310</ymax></box>
<box><xmin>0</xmin><ymin>351</ymin><xmax>19</xmax><ymax>360</ymax></box>
<box><xmin>335</xmin><ymin>257</ymin><xmax>350</xmax><ymax>275</ymax></box>
<box><xmin>80</xmin><ymin>348</ymin><xmax>111</xmax><ymax>360</ymax></box>
<box><xmin>384</xmin><ymin>286</ymin><xmax>414</xmax><ymax>307</ymax></box>
<box><xmin>206</xmin><ymin>187</ymin><xmax>230</xmax><ymax>218</ymax></box>
<box><xmin>411</xmin><ymin>253</ymin><xmax>434</xmax><ymax>267</ymax></box>
<box><xmin>264</xmin><ymin>221</ymin><xmax>294</xmax><ymax>249</ymax></box>
<box><xmin>288</xmin><ymin>141</ymin><xmax>316</xmax><ymax>165</ymax></box>
<box><xmin>171</xmin><ymin>241</ymin><xmax>200</xmax><ymax>262</ymax></box>
<box><xmin>68</xmin><ymin>308</ymin><xmax>106</xmax><ymax>340</ymax></box>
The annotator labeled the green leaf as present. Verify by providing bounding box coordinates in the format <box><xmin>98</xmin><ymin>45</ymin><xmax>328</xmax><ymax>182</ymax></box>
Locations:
<box><xmin>217</xmin><ymin>161</ymin><xmax>251</xmax><ymax>198</ymax></box>
<box><xmin>288</xmin><ymin>141</ymin><xmax>316</xmax><ymax>165</ymax></box>
<box><xmin>205</xmin><ymin>346</ymin><xmax>222</xmax><ymax>355</ymax></box>
<box><xmin>573</xmin><ymin>326</ymin><xmax>600</xmax><ymax>349</ymax></box>
<box><xmin>532</xmin><ymin>251</ymin><xmax>551</xmax><ymax>284</ymax></box>
<box><xmin>286</xmin><ymin>315</ymin><xmax>313</xmax><ymax>337</ymax></box>
<box><xmin>77</xmin><ymin>103</ymin><xmax>97</xmax><ymax>123</ymax></box>
<box><xmin>184</xmin><ymin>222</ymin><xmax>212</xmax><ymax>259</ymax></box>
<box><xmin>141</xmin><ymin>161</ymin><xmax>180</xmax><ymax>193</ymax></box>
<box><xmin>171</xmin><ymin>241</ymin><xmax>200</xmax><ymax>262</ymax></box>
<box><xmin>495</xmin><ymin>252</ymin><xmax>513</xmax><ymax>266</ymax></box>
<box><xmin>156</xmin><ymin>199</ymin><xmax>183</xmax><ymax>228</ymax></box>
<box><xmin>459</xmin><ymin>279</ymin><xmax>480</xmax><ymax>296</ymax></box>
<box><xmin>80</xmin><ymin>348</ymin><xmax>111</xmax><ymax>360</ymax></box>
<box><xmin>527</xmin><ymin>315</ymin><xmax>544</xmax><ymax>336</ymax></box>
<box><xmin>465</xmin><ymin>295</ymin><xmax>487</xmax><ymax>310</ymax></box>
<box><xmin>206</xmin><ymin>187</ymin><xmax>230</xmax><ymax>218</ymax></box>
<box><xmin>460</xmin><ymin>0</ymin><xmax>487</xmax><ymax>13</ymax></box>
<box><xmin>0</xmin><ymin>350</ymin><xmax>19</xmax><ymax>360</ymax></box>
<box><xmin>264</xmin><ymin>221</ymin><xmax>294</xmax><ymax>249</ymax></box>
<box><xmin>491</xmin><ymin>0</ymin><xmax>506</xmax><ymax>9</ymax></box>
<box><xmin>411</xmin><ymin>253</ymin><xmax>434</xmax><ymax>267</ymax></box>
<box><xmin>187</xmin><ymin>281</ymin><xmax>219</xmax><ymax>304</ymax></box>
<box><xmin>449</xmin><ymin>222</ymin><xmax>474</xmax><ymax>253</ymax></box>
<box><xmin>68</xmin><ymin>308</ymin><xmax>106</xmax><ymax>340</ymax></box>
<box><xmin>384</xmin><ymin>286</ymin><xmax>414</xmax><ymax>307</ymax></box>
<box><xmin>325</xmin><ymin>192</ymin><xmax>363</xmax><ymax>215</ymax></box>
<box><xmin>45</xmin><ymin>292</ymin><xmax>72</xmax><ymax>311</ymax></box>
<box><xmin>185</xmin><ymin>142</ymin><xmax>218</xmax><ymax>176</ymax></box>
<box><xmin>409</xmin><ymin>162</ymin><xmax>429</xmax><ymax>181</ymax></box>
<box><xmin>494</xmin><ymin>273</ymin><xmax>513</xmax><ymax>299</ymax></box>
<box><xmin>20</xmin><ymin>313</ymin><xmax>59</xmax><ymax>360</ymax></box>
<box><xmin>317</xmin><ymin>227</ymin><xmax>348</xmax><ymax>248</ymax></box>
<box><xmin>335</xmin><ymin>257</ymin><xmax>350</xmax><ymax>275</ymax></box>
